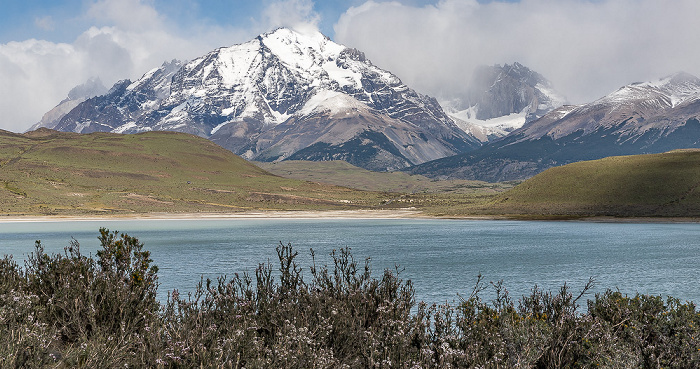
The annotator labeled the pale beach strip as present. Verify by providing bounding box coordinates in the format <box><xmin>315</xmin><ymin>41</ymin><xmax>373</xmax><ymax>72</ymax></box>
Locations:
<box><xmin>0</xmin><ymin>209</ymin><xmax>429</xmax><ymax>222</ymax></box>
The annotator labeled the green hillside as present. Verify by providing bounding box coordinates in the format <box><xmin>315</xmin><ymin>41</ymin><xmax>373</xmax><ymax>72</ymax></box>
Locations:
<box><xmin>488</xmin><ymin>150</ymin><xmax>700</xmax><ymax>218</ymax></box>
<box><xmin>0</xmin><ymin>129</ymin><xmax>387</xmax><ymax>216</ymax></box>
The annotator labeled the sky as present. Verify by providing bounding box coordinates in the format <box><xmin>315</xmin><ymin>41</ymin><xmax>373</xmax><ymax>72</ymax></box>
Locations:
<box><xmin>1</xmin><ymin>0</ymin><xmax>699</xmax><ymax>132</ymax></box>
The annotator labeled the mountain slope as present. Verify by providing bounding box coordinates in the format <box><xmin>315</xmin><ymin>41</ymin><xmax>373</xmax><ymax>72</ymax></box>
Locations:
<box><xmin>410</xmin><ymin>72</ymin><xmax>700</xmax><ymax>182</ymax></box>
<box><xmin>51</xmin><ymin>28</ymin><xmax>479</xmax><ymax>171</ymax></box>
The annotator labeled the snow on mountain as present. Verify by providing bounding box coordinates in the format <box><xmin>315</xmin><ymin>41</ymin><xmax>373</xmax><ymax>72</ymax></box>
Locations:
<box><xmin>518</xmin><ymin>72</ymin><xmax>700</xmax><ymax>141</ymax></box>
<box><xmin>52</xmin><ymin>28</ymin><xmax>479</xmax><ymax>171</ymax></box>
<box><xmin>442</xmin><ymin>63</ymin><xmax>566</xmax><ymax>141</ymax></box>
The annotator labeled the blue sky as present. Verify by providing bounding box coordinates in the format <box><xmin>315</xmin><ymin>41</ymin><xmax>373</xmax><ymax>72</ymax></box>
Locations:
<box><xmin>1</xmin><ymin>0</ymin><xmax>698</xmax><ymax>132</ymax></box>
<box><xmin>0</xmin><ymin>0</ymin><xmax>451</xmax><ymax>44</ymax></box>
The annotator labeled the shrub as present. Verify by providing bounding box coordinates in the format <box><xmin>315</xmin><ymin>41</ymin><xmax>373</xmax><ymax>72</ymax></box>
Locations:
<box><xmin>1</xmin><ymin>228</ymin><xmax>161</xmax><ymax>367</ymax></box>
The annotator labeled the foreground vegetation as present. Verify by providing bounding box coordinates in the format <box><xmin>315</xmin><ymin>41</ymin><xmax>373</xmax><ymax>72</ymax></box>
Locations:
<box><xmin>1</xmin><ymin>230</ymin><xmax>698</xmax><ymax>368</ymax></box>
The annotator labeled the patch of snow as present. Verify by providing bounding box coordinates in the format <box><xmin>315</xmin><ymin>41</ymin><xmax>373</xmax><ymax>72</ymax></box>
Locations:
<box><xmin>535</xmin><ymin>83</ymin><xmax>567</xmax><ymax>108</ymax></box>
<box><xmin>322</xmin><ymin>60</ymin><xmax>361</xmax><ymax>88</ymax></box>
<box><xmin>217</xmin><ymin>42</ymin><xmax>262</xmax><ymax>88</ymax></box>
<box><xmin>127</xmin><ymin>67</ymin><xmax>159</xmax><ymax>91</ymax></box>
<box><xmin>270</xmin><ymin>109</ymin><xmax>291</xmax><ymax>124</ymax></box>
<box><xmin>299</xmin><ymin>89</ymin><xmax>366</xmax><ymax>116</ymax></box>
<box><xmin>113</xmin><ymin>122</ymin><xmax>137</xmax><ymax>133</ymax></box>
<box><xmin>210</xmin><ymin>122</ymin><xmax>230</xmax><ymax>135</ymax></box>
<box><xmin>447</xmin><ymin>105</ymin><xmax>527</xmax><ymax>131</ymax></box>
<box><xmin>449</xmin><ymin>115</ymin><xmax>508</xmax><ymax>142</ymax></box>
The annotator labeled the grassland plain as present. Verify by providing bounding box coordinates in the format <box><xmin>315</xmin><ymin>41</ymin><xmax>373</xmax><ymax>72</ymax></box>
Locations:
<box><xmin>0</xmin><ymin>129</ymin><xmax>407</xmax><ymax>216</ymax></box>
<box><xmin>257</xmin><ymin>160</ymin><xmax>518</xmax><ymax>194</ymax></box>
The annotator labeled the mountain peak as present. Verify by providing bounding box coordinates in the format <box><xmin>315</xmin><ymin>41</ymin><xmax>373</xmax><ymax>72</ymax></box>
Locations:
<box><xmin>67</xmin><ymin>77</ymin><xmax>107</xmax><ymax>101</ymax></box>
<box><xmin>627</xmin><ymin>71</ymin><xmax>700</xmax><ymax>90</ymax></box>
<box><xmin>47</xmin><ymin>28</ymin><xmax>479</xmax><ymax>171</ymax></box>
<box><xmin>442</xmin><ymin>62</ymin><xmax>566</xmax><ymax>141</ymax></box>
<box><xmin>262</xmin><ymin>27</ymin><xmax>328</xmax><ymax>42</ymax></box>
<box><xmin>257</xmin><ymin>27</ymin><xmax>346</xmax><ymax>69</ymax></box>
<box><xmin>597</xmin><ymin>71</ymin><xmax>700</xmax><ymax>111</ymax></box>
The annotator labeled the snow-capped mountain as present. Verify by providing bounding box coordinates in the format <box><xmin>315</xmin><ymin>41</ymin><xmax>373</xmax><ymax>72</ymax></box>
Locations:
<box><xmin>442</xmin><ymin>63</ymin><xmax>566</xmax><ymax>142</ymax></box>
<box><xmin>50</xmin><ymin>28</ymin><xmax>480</xmax><ymax>171</ymax></box>
<box><xmin>29</xmin><ymin>77</ymin><xmax>107</xmax><ymax>131</ymax></box>
<box><xmin>517</xmin><ymin>72</ymin><xmax>700</xmax><ymax>141</ymax></box>
<box><xmin>410</xmin><ymin>72</ymin><xmax>700</xmax><ymax>182</ymax></box>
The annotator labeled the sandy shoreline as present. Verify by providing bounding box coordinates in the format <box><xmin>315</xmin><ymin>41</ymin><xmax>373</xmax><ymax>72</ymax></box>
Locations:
<box><xmin>1</xmin><ymin>210</ymin><xmax>699</xmax><ymax>223</ymax></box>
<box><xmin>0</xmin><ymin>209</ymin><xmax>434</xmax><ymax>222</ymax></box>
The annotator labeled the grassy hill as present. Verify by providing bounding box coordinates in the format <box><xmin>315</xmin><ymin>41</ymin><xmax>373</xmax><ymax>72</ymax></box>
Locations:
<box><xmin>485</xmin><ymin>150</ymin><xmax>700</xmax><ymax>218</ymax></box>
<box><xmin>0</xmin><ymin>129</ymin><xmax>389</xmax><ymax>216</ymax></box>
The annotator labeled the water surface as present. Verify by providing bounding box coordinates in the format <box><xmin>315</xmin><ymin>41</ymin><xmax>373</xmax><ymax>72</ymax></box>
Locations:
<box><xmin>1</xmin><ymin>219</ymin><xmax>698</xmax><ymax>305</ymax></box>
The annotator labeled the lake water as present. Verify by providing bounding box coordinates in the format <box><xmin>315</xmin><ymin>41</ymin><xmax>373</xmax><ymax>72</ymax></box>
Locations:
<box><xmin>0</xmin><ymin>218</ymin><xmax>698</xmax><ymax>306</ymax></box>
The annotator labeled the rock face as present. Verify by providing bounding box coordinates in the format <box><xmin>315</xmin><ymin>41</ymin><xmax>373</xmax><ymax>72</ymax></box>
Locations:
<box><xmin>28</xmin><ymin>77</ymin><xmax>107</xmax><ymax>131</ymax></box>
<box><xmin>49</xmin><ymin>28</ymin><xmax>480</xmax><ymax>171</ymax></box>
<box><xmin>410</xmin><ymin>72</ymin><xmax>700</xmax><ymax>182</ymax></box>
<box><xmin>443</xmin><ymin>63</ymin><xmax>566</xmax><ymax>142</ymax></box>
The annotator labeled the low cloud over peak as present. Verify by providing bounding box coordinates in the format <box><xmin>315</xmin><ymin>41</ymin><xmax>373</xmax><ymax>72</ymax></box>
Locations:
<box><xmin>334</xmin><ymin>0</ymin><xmax>700</xmax><ymax>106</ymax></box>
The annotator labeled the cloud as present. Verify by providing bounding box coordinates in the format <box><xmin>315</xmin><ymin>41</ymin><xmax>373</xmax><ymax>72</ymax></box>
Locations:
<box><xmin>86</xmin><ymin>0</ymin><xmax>164</xmax><ymax>31</ymax></box>
<box><xmin>0</xmin><ymin>0</ymin><xmax>314</xmax><ymax>132</ymax></box>
<box><xmin>259</xmin><ymin>0</ymin><xmax>321</xmax><ymax>34</ymax></box>
<box><xmin>334</xmin><ymin>0</ymin><xmax>700</xmax><ymax>105</ymax></box>
<box><xmin>34</xmin><ymin>16</ymin><xmax>55</xmax><ymax>31</ymax></box>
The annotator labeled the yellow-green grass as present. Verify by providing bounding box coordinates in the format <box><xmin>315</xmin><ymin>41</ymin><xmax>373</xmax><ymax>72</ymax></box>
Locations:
<box><xmin>486</xmin><ymin>150</ymin><xmax>700</xmax><ymax>218</ymax></box>
<box><xmin>0</xmin><ymin>129</ymin><xmax>393</xmax><ymax>216</ymax></box>
<box><xmin>257</xmin><ymin>160</ymin><xmax>517</xmax><ymax>194</ymax></box>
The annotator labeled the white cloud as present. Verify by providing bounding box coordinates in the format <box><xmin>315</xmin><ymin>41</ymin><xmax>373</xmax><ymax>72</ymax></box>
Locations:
<box><xmin>34</xmin><ymin>16</ymin><xmax>55</xmax><ymax>31</ymax></box>
<box><xmin>86</xmin><ymin>0</ymin><xmax>164</xmax><ymax>31</ymax></box>
<box><xmin>0</xmin><ymin>0</ymin><xmax>319</xmax><ymax>132</ymax></box>
<box><xmin>334</xmin><ymin>0</ymin><xmax>700</xmax><ymax>105</ymax></box>
<box><xmin>259</xmin><ymin>0</ymin><xmax>321</xmax><ymax>35</ymax></box>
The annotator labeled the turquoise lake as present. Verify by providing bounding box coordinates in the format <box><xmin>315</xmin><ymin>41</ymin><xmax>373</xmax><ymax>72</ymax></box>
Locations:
<box><xmin>0</xmin><ymin>219</ymin><xmax>698</xmax><ymax>306</ymax></box>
